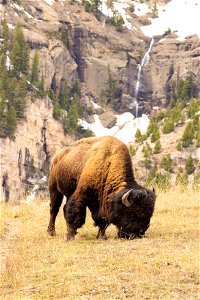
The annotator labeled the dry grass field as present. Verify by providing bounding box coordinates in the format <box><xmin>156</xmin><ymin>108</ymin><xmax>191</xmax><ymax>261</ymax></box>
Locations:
<box><xmin>0</xmin><ymin>188</ymin><xmax>199</xmax><ymax>300</ymax></box>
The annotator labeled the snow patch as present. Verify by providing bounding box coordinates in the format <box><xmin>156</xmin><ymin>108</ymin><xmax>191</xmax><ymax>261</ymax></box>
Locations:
<box><xmin>141</xmin><ymin>0</ymin><xmax>200</xmax><ymax>40</ymax></box>
<box><xmin>79</xmin><ymin>112</ymin><xmax>149</xmax><ymax>145</ymax></box>
<box><xmin>7</xmin><ymin>24</ymin><xmax>15</xmax><ymax>29</ymax></box>
<box><xmin>133</xmin><ymin>2</ymin><xmax>150</xmax><ymax>17</ymax></box>
<box><xmin>100</xmin><ymin>0</ymin><xmax>132</xmax><ymax>30</ymax></box>
<box><xmin>44</xmin><ymin>0</ymin><xmax>55</xmax><ymax>6</ymax></box>
<box><xmin>91</xmin><ymin>101</ymin><xmax>101</xmax><ymax>109</ymax></box>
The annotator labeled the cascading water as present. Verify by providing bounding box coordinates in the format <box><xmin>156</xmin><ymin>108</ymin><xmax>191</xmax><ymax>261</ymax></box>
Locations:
<box><xmin>134</xmin><ymin>38</ymin><xmax>154</xmax><ymax>117</ymax></box>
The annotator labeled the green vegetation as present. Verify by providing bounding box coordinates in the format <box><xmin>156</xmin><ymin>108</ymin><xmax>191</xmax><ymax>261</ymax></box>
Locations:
<box><xmin>185</xmin><ymin>155</ymin><xmax>195</xmax><ymax>175</ymax></box>
<box><xmin>160</xmin><ymin>154</ymin><xmax>173</xmax><ymax>172</ymax></box>
<box><xmin>181</xmin><ymin>120</ymin><xmax>194</xmax><ymax>148</ymax></box>
<box><xmin>129</xmin><ymin>144</ymin><xmax>137</xmax><ymax>156</ymax></box>
<box><xmin>142</xmin><ymin>142</ymin><xmax>152</xmax><ymax>158</ymax></box>
<box><xmin>0</xmin><ymin>22</ymin><xmax>29</xmax><ymax>138</ymax></box>
<box><xmin>154</xmin><ymin>139</ymin><xmax>162</xmax><ymax>154</ymax></box>
<box><xmin>162</xmin><ymin>117</ymin><xmax>175</xmax><ymax>134</ymax></box>
<box><xmin>135</xmin><ymin>128</ymin><xmax>143</xmax><ymax>143</ymax></box>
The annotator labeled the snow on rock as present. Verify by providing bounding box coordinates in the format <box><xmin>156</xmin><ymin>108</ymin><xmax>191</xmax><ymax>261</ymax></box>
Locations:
<box><xmin>7</xmin><ymin>24</ymin><xmax>15</xmax><ymax>29</ymax></box>
<box><xmin>100</xmin><ymin>0</ymin><xmax>132</xmax><ymax>30</ymax></box>
<box><xmin>141</xmin><ymin>0</ymin><xmax>200</xmax><ymax>40</ymax></box>
<box><xmin>44</xmin><ymin>0</ymin><xmax>55</xmax><ymax>6</ymax></box>
<box><xmin>133</xmin><ymin>2</ymin><xmax>150</xmax><ymax>17</ymax></box>
<box><xmin>79</xmin><ymin>112</ymin><xmax>149</xmax><ymax>145</ymax></box>
<box><xmin>91</xmin><ymin>101</ymin><xmax>101</xmax><ymax>109</ymax></box>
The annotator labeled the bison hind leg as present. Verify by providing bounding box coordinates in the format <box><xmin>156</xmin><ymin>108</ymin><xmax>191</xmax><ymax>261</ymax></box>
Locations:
<box><xmin>47</xmin><ymin>191</ymin><xmax>64</xmax><ymax>236</ymax></box>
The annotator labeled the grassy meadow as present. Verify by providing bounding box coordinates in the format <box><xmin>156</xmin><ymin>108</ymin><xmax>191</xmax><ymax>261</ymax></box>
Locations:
<box><xmin>0</xmin><ymin>188</ymin><xmax>199</xmax><ymax>300</ymax></box>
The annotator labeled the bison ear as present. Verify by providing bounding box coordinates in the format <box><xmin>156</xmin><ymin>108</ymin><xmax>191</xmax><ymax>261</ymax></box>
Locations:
<box><xmin>122</xmin><ymin>189</ymin><xmax>133</xmax><ymax>207</ymax></box>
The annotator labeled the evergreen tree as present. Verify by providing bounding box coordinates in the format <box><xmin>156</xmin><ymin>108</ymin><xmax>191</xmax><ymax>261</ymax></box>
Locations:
<box><xmin>107</xmin><ymin>65</ymin><xmax>117</xmax><ymax>105</ymax></box>
<box><xmin>113</xmin><ymin>12</ymin><xmax>125</xmax><ymax>31</ymax></box>
<box><xmin>14</xmin><ymin>75</ymin><xmax>27</xmax><ymax>119</ymax></box>
<box><xmin>30</xmin><ymin>51</ymin><xmax>40</xmax><ymax>87</ymax></box>
<box><xmin>187</xmin><ymin>98</ymin><xmax>200</xmax><ymax>118</ymax></box>
<box><xmin>185</xmin><ymin>155</ymin><xmax>195</xmax><ymax>175</ymax></box>
<box><xmin>6</xmin><ymin>105</ymin><xmax>17</xmax><ymax>137</ymax></box>
<box><xmin>10</xmin><ymin>23</ymin><xmax>29</xmax><ymax>77</ymax></box>
<box><xmin>196</xmin><ymin>131</ymin><xmax>200</xmax><ymax>148</ymax></box>
<box><xmin>59</xmin><ymin>25</ymin><xmax>69</xmax><ymax>49</ymax></box>
<box><xmin>135</xmin><ymin>128</ymin><xmax>142</xmax><ymax>143</ymax></box>
<box><xmin>154</xmin><ymin>139</ymin><xmax>162</xmax><ymax>154</ymax></box>
<box><xmin>58</xmin><ymin>80</ymin><xmax>69</xmax><ymax>110</ymax></box>
<box><xmin>146</xmin><ymin>163</ymin><xmax>157</xmax><ymax>185</ymax></box>
<box><xmin>0</xmin><ymin>52</ymin><xmax>8</xmax><ymax>93</ymax></box>
<box><xmin>1</xmin><ymin>20</ymin><xmax>10</xmax><ymax>54</ymax></box>
<box><xmin>163</xmin><ymin>117</ymin><xmax>174</xmax><ymax>134</ymax></box>
<box><xmin>160</xmin><ymin>154</ymin><xmax>173</xmax><ymax>172</ymax></box>
<box><xmin>176</xmin><ymin>171</ymin><xmax>188</xmax><ymax>188</ymax></box>
<box><xmin>151</xmin><ymin>126</ymin><xmax>160</xmax><ymax>142</ymax></box>
<box><xmin>181</xmin><ymin>121</ymin><xmax>194</xmax><ymax>148</ymax></box>
<box><xmin>0</xmin><ymin>92</ymin><xmax>8</xmax><ymax>137</ymax></box>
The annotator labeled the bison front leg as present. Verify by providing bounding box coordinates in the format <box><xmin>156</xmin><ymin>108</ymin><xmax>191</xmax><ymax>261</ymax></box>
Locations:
<box><xmin>63</xmin><ymin>198</ymin><xmax>86</xmax><ymax>241</ymax></box>
<box><xmin>92</xmin><ymin>212</ymin><xmax>108</xmax><ymax>240</ymax></box>
<box><xmin>47</xmin><ymin>189</ymin><xmax>63</xmax><ymax>236</ymax></box>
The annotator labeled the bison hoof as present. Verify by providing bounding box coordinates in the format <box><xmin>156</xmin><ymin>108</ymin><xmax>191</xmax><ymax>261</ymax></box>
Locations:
<box><xmin>97</xmin><ymin>233</ymin><xmax>108</xmax><ymax>240</ymax></box>
<box><xmin>65</xmin><ymin>235</ymin><xmax>75</xmax><ymax>242</ymax></box>
<box><xmin>47</xmin><ymin>227</ymin><xmax>56</xmax><ymax>236</ymax></box>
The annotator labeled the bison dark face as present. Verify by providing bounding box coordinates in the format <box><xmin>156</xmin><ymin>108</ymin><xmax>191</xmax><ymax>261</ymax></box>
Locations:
<box><xmin>111</xmin><ymin>188</ymin><xmax>156</xmax><ymax>239</ymax></box>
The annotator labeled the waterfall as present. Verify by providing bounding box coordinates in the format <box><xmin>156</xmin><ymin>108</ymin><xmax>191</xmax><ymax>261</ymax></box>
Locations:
<box><xmin>134</xmin><ymin>38</ymin><xmax>154</xmax><ymax>117</ymax></box>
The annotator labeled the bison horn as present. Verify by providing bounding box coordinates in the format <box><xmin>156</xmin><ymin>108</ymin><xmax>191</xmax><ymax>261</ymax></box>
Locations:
<box><xmin>122</xmin><ymin>189</ymin><xmax>133</xmax><ymax>207</ymax></box>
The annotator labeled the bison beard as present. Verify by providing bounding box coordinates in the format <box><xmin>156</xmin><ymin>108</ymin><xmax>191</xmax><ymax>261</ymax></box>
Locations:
<box><xmin>47</xmin><ymin>136</ymin><xmax>156</xmax><ymax>241</ymax></box>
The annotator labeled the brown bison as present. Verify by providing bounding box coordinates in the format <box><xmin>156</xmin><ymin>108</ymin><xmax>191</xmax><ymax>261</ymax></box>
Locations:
<box><xmin>47</xmin><ymin>136</ymin><xmax>156</xmax><ymax>240</ymax></box>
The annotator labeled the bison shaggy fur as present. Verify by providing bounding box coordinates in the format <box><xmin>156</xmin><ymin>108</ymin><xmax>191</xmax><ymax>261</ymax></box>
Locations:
<box><xmin>47</xmin><ymin>136</ymin><xmax>156</xmax><ymax>240</ymax></box>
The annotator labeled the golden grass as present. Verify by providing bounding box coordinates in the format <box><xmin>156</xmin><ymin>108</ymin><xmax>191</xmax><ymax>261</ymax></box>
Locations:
<box><xmin>0</xmin><ymin>188</ymin><xmax>199</xmax><ymax>300</ymax></box>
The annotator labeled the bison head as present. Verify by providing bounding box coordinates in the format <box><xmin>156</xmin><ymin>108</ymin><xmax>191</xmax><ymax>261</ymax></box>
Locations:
<box><xmin>111</xmin><ymin>188</ymin><xmax>156</xmax><ymax>239</ymax></box>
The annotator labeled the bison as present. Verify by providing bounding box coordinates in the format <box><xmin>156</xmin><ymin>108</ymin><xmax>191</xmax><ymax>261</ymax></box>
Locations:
<box><xmin>47</xmin><ymin>136</ymin><xmax>156</xmax><ymax>240</ymax></box>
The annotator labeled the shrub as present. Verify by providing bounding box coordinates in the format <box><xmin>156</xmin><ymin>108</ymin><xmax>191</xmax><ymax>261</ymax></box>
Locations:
<box><xmin>129</xmin><ymin>144</ymin><xmax>137</xmax><ymax>156</ymax></box>
<box><xmin>185</xmin><ymin>155</ymin><xmax>195</xmax><ymax>175</ymax></box>
<box><xmin>151</xmin><ymin>127</ymin><xmax>160</xmax><ymax>143</ymax></box>
<box><xmin>135</xmin><ymin>128</ymin><xmax>143</xmax><ymax>143</ymax></box>
<box><xmin>154</xmin><ymin>139</ymin><xmax>162</xmax><ymax>154</ymax></box>
<box><xmin>160</xmin><ymin>155</ymin><xmax>173</xmax><ymax>172</ymax></box>
<box><xmin>181</xmin><ymin>121</ymin><xmax>194</xmax><ymax>148</ymax></box>
<box><xmin>176</xmin><ymin>171</ymin><xmax>188</xmax><ymax>188</ymax></box>
<box><xmin>154</xmin><ymin>172</ymin><xmax>171</xmax><ymax>191</ymax></box>
<box><xmin>187</xmin><ymin>98</ymin><xmax>200</xmax><ymax>117</ymax></box>
<box><xmin>163</xmin><ymin>117</ymin><xmax>175</xmax><ymax>134</ymax></box>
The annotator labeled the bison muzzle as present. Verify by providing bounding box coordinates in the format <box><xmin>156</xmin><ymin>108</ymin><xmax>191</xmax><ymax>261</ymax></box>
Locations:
<box><xmin>47</xmin><ymin>136</ymin><xmax>156</xmax><ymax>241</ymax></box>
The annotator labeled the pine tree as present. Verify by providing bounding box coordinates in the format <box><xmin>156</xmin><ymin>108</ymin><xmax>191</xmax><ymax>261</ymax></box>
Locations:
<box><xmin>151</xmin><ymin>127</ymin><xmax>160</xmax><ymax>142</ymax></box>
<box><xmin>181</xmin><ymin>121</ymin><xmax>194</xmax><ymax>148</ymax></box>
<box><xmin>107</xmin><ymin>65</ymin><xmax>117</xmax><ymax>105</ymax></box>
<box><xmin>185</xmin><ymin>155</ymin><xmax>195</xmax><ymax>175</ymax></box>
<box><xmin>0</xmin><ymin>52</ymin><xmax>8</xmax><ymax>93</ymax></box>
<box><xmin>187</xmin><ymin>98</ymin><xmax>200</xmax><ymax>118</ymax></box>
<box><xmin>163</xmin><ymin>117</ymin><xmax>174</xmax><ymax>134</ymax></box>
<box><xmin>160</xmin><ymin>154</ymin><xmax>173</xmax><ymax>172</ymax></box>
<box><xmin>10</xmin><ymin>24</ymin><xmax>29</xmax><ymax>77</ymax></box>
<box><xmin>0</xmin><ymin>92</ymin><xmax>8</xmax><ymax>137</ymax></box>
<box><xmin>14</xmin><ymin>75</ymin><xmax>27</xmax><ymax>119</ymax></box>
<box><xmin>58</xmin><ymin>80</ymin><xmax>69</xmax><ymax>110</ymax></box>
<box><xmin>135</xmin><ymin>128</ymin><xmax>142</xmax><ymax>143</ymax></box>
<box><xmin>59</xmin><ymin>25</ymin><xmax>69</xmax><ymax>49</ymax></box>
<box><xmin>154</xmin><ymin>139</ymin><xmax>162</xmax><ymax>154</ymax></box>
<box><xmin>6</xmin><ymin>105</ymin><xmax>17</xmax><ymax>137</ymax></box>
<box><xmin>30</xmin><ymin>51</ymin><xmax>39</xmax><ymax>86</ymax></box>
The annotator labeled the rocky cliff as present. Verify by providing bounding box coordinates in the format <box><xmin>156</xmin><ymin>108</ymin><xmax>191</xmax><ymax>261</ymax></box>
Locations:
<box><xmin>0</xmin><ymin>0</ymin><xmax>199</xmax><ymax>201</ymax></box>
